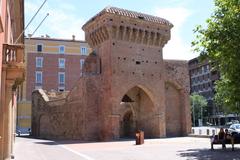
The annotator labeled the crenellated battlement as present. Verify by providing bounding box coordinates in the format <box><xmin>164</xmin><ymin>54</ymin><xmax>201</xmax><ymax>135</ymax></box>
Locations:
<box><xmin>82</xmin><ymin>7</ymin><xmax>173</xmax><ymax>48</ymax></box>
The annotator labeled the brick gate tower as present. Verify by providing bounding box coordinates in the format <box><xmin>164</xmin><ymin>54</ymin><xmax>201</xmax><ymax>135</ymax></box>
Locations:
<box><xmin>81</xmin><ymin>7</ymin><xmax>190</xmax><ymax>140</ymax></box>
<box><xmin>32</xmin><ymin>7</ymin><xmax>191</xmax><ymax>141</ymax></box>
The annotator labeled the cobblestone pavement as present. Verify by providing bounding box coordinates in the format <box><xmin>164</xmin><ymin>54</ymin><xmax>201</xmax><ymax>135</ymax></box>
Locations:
<box><xmin>15</xmin><ymin>136</ymin><xmax>240</xmax><ymax>160</ymax></box>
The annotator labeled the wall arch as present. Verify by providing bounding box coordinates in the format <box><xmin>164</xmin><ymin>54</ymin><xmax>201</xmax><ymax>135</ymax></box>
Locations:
<box><xmin>117</xmin><ymin>84</ymin><xmax>157</xmax><ymax>108</ymax></box>
<box><xmin>165</xmin><ymin>81</ymin><xmax>183</xmax><ymax>137</ymax></box>
<box><xmin>118</xmin><ymin>85</ymin><xmax>156</xmax><ymax>138</ymax></box>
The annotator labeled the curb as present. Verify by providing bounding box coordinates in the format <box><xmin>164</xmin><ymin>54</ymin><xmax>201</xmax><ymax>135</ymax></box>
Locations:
<box><xmin>188</xmin><ymin>134</ymin><xmax>211</xmax><ymax>138</ymax></box>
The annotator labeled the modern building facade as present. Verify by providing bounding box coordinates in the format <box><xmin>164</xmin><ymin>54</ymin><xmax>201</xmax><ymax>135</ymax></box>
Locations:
<box><xmin>0</xmin><ymin>0</ymin><xmax>25</xmax><ymax>159</ymax></box>
<box><xmin>32</xmin><ymin>7</ymin><xmax>191</xmax><ymax>141</ymax></box>
<box><xmin>188</xmin><ymin>57</ymin><xmax>221</xmax><ymax>123</ymax></box>
<box><xmin>17</xmin><ymin>36</ymin><xmax>90</xmax><ymax>133</ymax></box>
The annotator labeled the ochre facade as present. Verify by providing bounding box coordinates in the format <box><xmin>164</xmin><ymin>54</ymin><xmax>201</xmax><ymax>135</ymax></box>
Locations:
<box><xmin>0</xmin><ymin>0</ymin><xmax>25</xmax><ymax>159</ymax></box>
<box><xmin>32</xmin><ymin>7</ymin><xmax>191</xmax><ymax>141</ymax></box>
<box><xmin>17</xmin><ymin>37</ymin><xmax>90</xmax><ymax>133</ymax></box>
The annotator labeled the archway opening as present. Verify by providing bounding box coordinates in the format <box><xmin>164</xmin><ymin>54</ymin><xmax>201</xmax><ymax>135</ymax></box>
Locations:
<box><xmin>120</xmin><ymin>86</ymin><xmax>155</xmax><ymax>138</ymax></box>
<box><xmin>122</xmin><ymin>111</ymin><xmax>135</xmax><ymax>137</ymax></box>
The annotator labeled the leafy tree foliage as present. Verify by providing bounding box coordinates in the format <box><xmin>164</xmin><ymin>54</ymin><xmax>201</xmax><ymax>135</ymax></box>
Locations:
<box><xmin>192</xmin><ymin>0</ymin><xmax>240</xmax><ymax>112</ymax></box>
<box><xmin>190</xmin><ymin>93</ymin><xmax>208</xmax><ymax>126</ymax></box>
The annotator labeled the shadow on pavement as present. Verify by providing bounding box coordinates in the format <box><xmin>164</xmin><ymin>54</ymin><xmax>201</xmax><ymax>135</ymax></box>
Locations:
<box><xmin>178</xmin><ymin>148</ymin><xmax>240</xmax><ymax>160</ymax></box>
<box><xmin>27</xmin><ymin>137</ymin><xmax>137</xmax><ymax>145</ymax></box>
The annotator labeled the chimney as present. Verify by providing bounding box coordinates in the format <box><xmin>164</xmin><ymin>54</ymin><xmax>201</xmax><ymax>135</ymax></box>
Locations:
<box><xmin>72</xmin><ymin>35</ymin><xmax>75</xmax><ymax>41</ymax></box>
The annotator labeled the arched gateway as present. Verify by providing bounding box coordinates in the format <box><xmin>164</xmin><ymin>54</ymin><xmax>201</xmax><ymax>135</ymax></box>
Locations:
<box><xmin>32</xmin><ymin>7</ymin><xmax>191</xmax><ymax>141</ymax></box>
<box><xmin>119</xmin><ymin>86</ymin><xmax>155</xmax><ymax>138</ymax></box>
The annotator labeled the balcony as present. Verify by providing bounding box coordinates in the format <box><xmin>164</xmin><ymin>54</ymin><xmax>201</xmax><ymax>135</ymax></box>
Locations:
<box><xmin>3</xmin><ymin>43</ymin><xmax>24</xmax><ymax>64</ymax></box>
<box><xmin>2</xmin><ymin>43</ymin><xmax>25</xmax><ymax>83</ymax></box>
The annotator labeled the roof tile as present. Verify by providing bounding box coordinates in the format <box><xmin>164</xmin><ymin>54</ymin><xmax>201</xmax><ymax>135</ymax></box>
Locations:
<box><xmin>83</xmin><ymin>6</ymin><xmax>173</xmax><ymax>28</ymax></box>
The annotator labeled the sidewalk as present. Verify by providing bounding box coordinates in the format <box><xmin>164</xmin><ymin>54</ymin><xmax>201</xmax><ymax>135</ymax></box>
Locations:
<box><xmin>14</xmin><ymin>136</ymin><xmax>240</xmax><ymax>160</ymax></box>
<box><xmin>14</xmin><ymin>136</ymin><xmax>85</xmax><ymax>160</ymax></box>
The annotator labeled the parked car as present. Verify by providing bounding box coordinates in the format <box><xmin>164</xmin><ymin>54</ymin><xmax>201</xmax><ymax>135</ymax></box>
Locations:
<box><xmin>16</xmin><ymin>130</ymin><xmax>21</xmax><ymax>136</ymax></box>
<box><xmin>206</xmin><ymin>122</ymin><xmax>213</xmax><ymax>126</ymax></box>
<box><xmin>229</xmin><ymin>124</ymin><xmax>240</xmax><ymax>135</ymax></box>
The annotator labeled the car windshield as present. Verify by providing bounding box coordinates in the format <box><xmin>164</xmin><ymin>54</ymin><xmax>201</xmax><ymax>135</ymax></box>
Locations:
<box><xmin>235</xmin><ymin>125</ymin><xmax>240</xmax><ymax>129</ymax></box>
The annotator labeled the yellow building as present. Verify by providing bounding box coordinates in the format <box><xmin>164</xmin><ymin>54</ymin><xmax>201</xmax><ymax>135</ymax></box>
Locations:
<box><xmin>17</xmin><ymin>36</ymin><xmax>90</xmax><ymax>133</ymax></box>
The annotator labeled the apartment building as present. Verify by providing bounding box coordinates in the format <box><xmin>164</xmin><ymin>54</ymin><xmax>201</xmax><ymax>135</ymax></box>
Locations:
<box><xmin>17</xmin><ymin>36</ymin><xmax>90</xmax><ymax>133</ymax></box>
<box><xmin>0</xmin><ymin>0</ymin><xmax>25</xmax><ymax>159</ymax></box>
<box><xmin>188</xmin><ymin>57</ymin><xmax>222</xmax><ymax>123</ymax></box>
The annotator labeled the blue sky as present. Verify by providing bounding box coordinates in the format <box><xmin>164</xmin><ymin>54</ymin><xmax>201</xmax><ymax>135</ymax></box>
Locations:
<box><xmin>25</xmin><ymin>0</ymin><xmax>215</xmax><ymax>60</ymax></box>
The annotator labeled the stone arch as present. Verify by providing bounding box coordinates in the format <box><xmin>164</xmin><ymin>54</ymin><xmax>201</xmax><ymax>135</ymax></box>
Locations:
<box><xmin>39</xmin><ymin>114</ymin><xmax>51</xmax><ymax>139</ymax></box>
<box><xmin>120</xmin><ymin>110</ymin><xmax>136</xmax><ymax>137</ymax></box>
<box><xmin>118</xmin><ymin>85</ymin><xmax>156</xmax><ymax>138</ymax></box>
<box><xmin>117</xmin><ymin>84</ymin><xmax>156</xmax><ymax>107</ymax></box>
<box><xmin>165</xmin><ymin>81</ymin><xmax>183</xmax><ymax>137</ymax></box>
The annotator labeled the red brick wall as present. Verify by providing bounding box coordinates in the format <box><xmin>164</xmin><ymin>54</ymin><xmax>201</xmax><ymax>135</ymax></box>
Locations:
<box><xmin>26</xmin><ymin>52</ymin><xmax>86</xmax><ymax>100</ymax></box>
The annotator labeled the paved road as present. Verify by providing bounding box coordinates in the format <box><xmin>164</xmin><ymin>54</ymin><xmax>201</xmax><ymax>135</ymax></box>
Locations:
<box><xmin>14</xmin><ymin>137</ymin><xmax>85</xmax><ymax>160</ymax></box>
<box><xmin>14</xmin><ymin>136</ymin><xmax>240</xmax><ymax>160</ymax></box>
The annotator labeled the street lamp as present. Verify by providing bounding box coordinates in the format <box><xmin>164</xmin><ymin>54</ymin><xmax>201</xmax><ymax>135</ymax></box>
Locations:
<box><xmin>200</xmin><ymin>104</ymin><xmax>203</xmax><ymax>126</ymax></box>
<box><xmin>193</xmin><ymin>101</ymin><xmax>195</xmax><ymax>127</ymax></box>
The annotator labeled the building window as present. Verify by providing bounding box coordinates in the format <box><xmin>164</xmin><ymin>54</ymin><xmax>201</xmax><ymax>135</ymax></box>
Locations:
<box><xmin>80</xmin><ymin>59</ymin><xmax>85</xmax><ymax>69</ymax></box>
<box><xmin>35</xmin><ymin>71</ymin><xmax>42</xmax><ymax>84</ymax></box>
<box><xmin>80</xmin><ymin>59</ymin><xmax>85</xmax><ymax>76</ymax></box>
<box><xmin>36</xmin><ymin>57</ymin><xmax>43</xmax><ymax>68</ymax></box>
<box><xmin>59</xmin><ymin>45</ymin><xmax>65</xmax><ymax>54</ymax></box>
<box><xmin>58</xmin><ymin>58</ymin><xmax>65</xmax><ymax>68</ymax></box>
<box><xmin>58</xmin><ymin>72</ymin><xmax>65</xmax><ymax>84</ymax></box>
<box><xmin>58</xmin><ymin>86</ymin><xmax>65</xmax><ymax>92</ymax></box>
<box><xmin>80</xmin><ymin>47</ymin><xmax>88</xmax><ymax>55</ymax></box>
<box><xmin>36</xmin><ymin>44</ymin><xmax>43</xmax><ymax>52</ymax></box>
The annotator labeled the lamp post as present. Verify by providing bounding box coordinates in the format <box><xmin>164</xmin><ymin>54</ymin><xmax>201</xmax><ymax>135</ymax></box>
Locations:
<box><xmin>193</xmin><ymin>101</ymin><xmax>195</xmax><ymax>127</ymax></box>
<box><xmin>200</xmin><ymin>105</ymin><xmax>203</xmax><ymax>126</ymax></box>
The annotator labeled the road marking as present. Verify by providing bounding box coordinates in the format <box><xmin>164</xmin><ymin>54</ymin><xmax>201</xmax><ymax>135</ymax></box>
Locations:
<box><xmin>59</xmin><ymin>144</ymin><xmax>95</xmax><ymax>160</ymax></box>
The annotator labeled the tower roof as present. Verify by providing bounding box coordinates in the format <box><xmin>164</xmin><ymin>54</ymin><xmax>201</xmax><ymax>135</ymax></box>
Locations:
<box><xmin>83</xmin><ymin>6</ymin><xmax>173</xmax><ymax>29</ymax></box>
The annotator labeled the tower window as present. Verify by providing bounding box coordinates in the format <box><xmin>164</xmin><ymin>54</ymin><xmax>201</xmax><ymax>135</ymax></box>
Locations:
<box><xmin>136</xmin><ymin>61</ymin><xmax>141</xmax><ymax>65</ymax></box>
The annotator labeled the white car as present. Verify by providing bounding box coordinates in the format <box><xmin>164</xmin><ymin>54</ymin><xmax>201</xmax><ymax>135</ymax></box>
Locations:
<box><xmin>229</xmin><ymin>124</ymin><xmax>240</xmax><ymax>135</ymax></box>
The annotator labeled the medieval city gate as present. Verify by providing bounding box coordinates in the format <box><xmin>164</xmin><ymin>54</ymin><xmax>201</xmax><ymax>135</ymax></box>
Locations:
<box><xmin>31</xmin><ymin>7</ymin><xmax>191</xmax><ymax>141</ymax></box>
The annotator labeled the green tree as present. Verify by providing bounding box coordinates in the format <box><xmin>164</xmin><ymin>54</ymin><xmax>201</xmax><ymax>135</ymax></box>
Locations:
<box><xmin>192</xmin><ymin>0</ymin><xmax>240</xmax><ymax>113</ymax></box>
<box><xmin>190</xmin><ymin>93</ymin><xmax>208</xmax><ymax>126</ymax></box>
